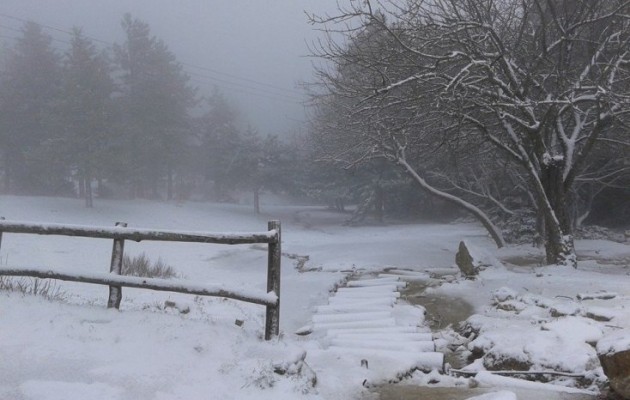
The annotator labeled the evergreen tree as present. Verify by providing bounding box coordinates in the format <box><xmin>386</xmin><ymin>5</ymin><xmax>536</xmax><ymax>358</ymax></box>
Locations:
<box><xmin>0</xmin><ymin>22</ymin><xmax>61</xmax><ymax>193</ymax></box>
<box><xmin>197</xmin><ymin>90</ymin><xmax>243</xmax><ymax>201</ymax></box>
<box><xmin>56</xmin><ymin>28</ymin><xmax>115</xmax><ymax>207</ymax></box>
<box><xmin>114</xmin><ymin>14</ymin><xmax>195</xmax><ymax>198</ymax></box>
<box><xmin>238</xmin><ymin>129</ymin><xmax>296</xmax><ymax>213</ymax></box>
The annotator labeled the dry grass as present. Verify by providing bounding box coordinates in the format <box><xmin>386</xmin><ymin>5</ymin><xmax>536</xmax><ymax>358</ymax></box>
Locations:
<box><xmin>0</xmin><ymin>277</ymin><xmax>66</xmax><ymax>301</ymax></box>
<box><xmin>122</xmin><ymin>253</ymin><xmax>178</xmax><ymax>279</ymax></box>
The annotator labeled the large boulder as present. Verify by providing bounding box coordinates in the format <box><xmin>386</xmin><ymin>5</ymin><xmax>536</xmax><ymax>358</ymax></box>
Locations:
<box><xmin>456</xmin><ymin>241</ymin><xmax>477</xmax><ymax>277</ymax></box>
<box><xmin>455</xmin><ymin>241</ymin><xmax>503</xmax><ymax>278</ymax></box>
<box><xmin>597</xmin><ymin>333</ymin><xmax>630</xmax><ymax>399</ymax></box>
<box><xmin>456</xmin><ymin>240</ymin><xmax>496</xmax><ymax>277</ymax></box>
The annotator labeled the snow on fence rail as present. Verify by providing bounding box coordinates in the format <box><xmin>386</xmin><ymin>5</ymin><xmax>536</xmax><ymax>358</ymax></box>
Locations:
<box><xmin>0</xmin><ymin>218</ymin><xmax>281</xmax><ymax>340</ymax></box>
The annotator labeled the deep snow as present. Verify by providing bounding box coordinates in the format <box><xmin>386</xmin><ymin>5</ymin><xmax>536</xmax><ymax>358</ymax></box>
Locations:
<box><xmin>1</xmin><ymin>195</ymin><xmax>629</xmax><ymax>399</ymax></box>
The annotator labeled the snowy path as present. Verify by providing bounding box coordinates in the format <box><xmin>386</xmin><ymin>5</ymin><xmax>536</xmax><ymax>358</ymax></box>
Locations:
<box><xmin>300</xmin><ymin>271</ymin><xmax>444</xmax><ymax>387</ymax></box>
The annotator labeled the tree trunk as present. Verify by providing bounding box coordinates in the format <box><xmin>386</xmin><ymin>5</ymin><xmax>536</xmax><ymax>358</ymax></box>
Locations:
<box><xmin>398</xmin><ymin>158</ymin><xmax>506</xmax><ymax>248</ymax></box>
<box><xmin>574</xmin><ymin>185</ymin><xmax>594</xmax><ymax>230</ymax></box>
<box><xmin>254</xmin><ymin>186</ymin><xmax>260</xmax><ymax>214</ymax></box>
<box><xmin>534</xmin><ymin>212</ymin><xmax>545</xmax><ymax>248</ymax></box>
<box><xmin>167</xmin><ymin>165</ymin><xmax>173</xmax><ymax>201</ymax></box>
<box><xmin>543</xmin><ymin>217</ymin><xmax>576</xmax><ymax>267</ymax></box>
<box><xmin>78</xmin><ymin>174</ymin><xmax>86</xmax><ymax>198</ymax></box>
<box><xmin>85</xmin><ymin>176</ymin><xmax>93</xmax><ymax>208</ymax></box>
<box><xmin>540</xmin><ymin>163</ymin><xmax>576</xmax><ymax>267</ymax></box>
<box><xmin>151</xmin><ymin>176</ymin><xmax>159</xmax><ymax>199</ymax></box>
<box><xmin>374</xmin><ymin>183</ymin><xmax>384</xmax><ymax>223</ymax></box>
<box><xmin>3</xmin><ymin>150</ymin><xmax>13</xmax><ymax>193</ymax></box>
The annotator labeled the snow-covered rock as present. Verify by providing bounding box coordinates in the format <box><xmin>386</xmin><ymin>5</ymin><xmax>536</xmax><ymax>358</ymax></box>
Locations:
<box><xmin>463</xmin><ymin>294</ymin><xmax>604</xmax><ymax>378</ymax></box>
<box><xmin>456</xmin><ymin>241</ymin><xmax>500</xmax><ymax>277</ymax></box>
<box><xmin>492</xmin><ymin>287</ymin><xmax>518</xmax><ymax>303</ymax></box>
<box><xmin>597</xmin><ymin>332</ymin><xmax>630</xmax><ymax>399</ymax></box>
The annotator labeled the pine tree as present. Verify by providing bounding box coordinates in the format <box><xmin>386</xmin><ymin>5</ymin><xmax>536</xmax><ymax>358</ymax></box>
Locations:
<box><xmin>56</xmin><ymin>28</ymin><xmax>115</xmax><ymax>207</ymax></box>
<box><xmin>0</xmin><ymin>22</ymin><xmax>61</xmax><ymax>193</ymax></box>
<box><xmin>114</xmin><ymin>14</ymin><xmax>195</xmax><ymax>198</ymax></box>
<box><xmin>196</xmin><ymin>90</ymin><xmax>243</xmax><ymax>201</ymax></box>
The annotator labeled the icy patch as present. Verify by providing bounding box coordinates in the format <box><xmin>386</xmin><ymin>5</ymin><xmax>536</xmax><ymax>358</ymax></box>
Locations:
<box><xmin>465</xmin><ymin>390</ymin><xmax>517</xmax><ymax>400</ymax></box>
<box><xmin>473</xmin><ymin>372</ymin><xmax>596</xmax><ymax>395</ymax></box>
<box><xmin>21</xmin><ymin>381</ymin><xmax>123</xmax><ymax>400</ymax></box>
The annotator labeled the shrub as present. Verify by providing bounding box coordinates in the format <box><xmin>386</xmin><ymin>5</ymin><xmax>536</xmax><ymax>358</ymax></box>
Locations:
<box><xmin>0</xmin><ymin>277</ymin><xmax>66</xmax><ymax>301</ymax></box>
<box><xmin>122</xmin><ymin>253</ymin><xmax>177</xmax><ymax>279</ymax></box>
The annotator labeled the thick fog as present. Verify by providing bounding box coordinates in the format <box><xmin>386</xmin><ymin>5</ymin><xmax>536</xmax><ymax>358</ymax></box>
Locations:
<box><xmin>1</xmin><ymin>0</ymin><xmax>626</xmax><ymax>233</ymax></box>
<box><xmin>0</xmin><ymin>0</ymin><xmax>338</xmax><ymax>135</ymax></box>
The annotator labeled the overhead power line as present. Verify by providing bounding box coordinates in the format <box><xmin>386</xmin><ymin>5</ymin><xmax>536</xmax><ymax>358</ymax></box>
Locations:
<box><xmin>0</xmin><ymin>12</ymin><xmax>111</xmax><ymax>46</ymax></box>
<box><xmin>189</xmin><ymin>76</ymin><xmax>301</xmax><ymax>105</ymax></box>
<box><xmin>186</xmin><ymin>70</ymin><xmax>302</xmax><ymax>102</ymax></box>
<box><xmin>0</xmin><ymin>22</ymin><xmax>72</xmax><ymax>46</ymax></box>
<box><xmin>181</xmin><ymin>62</ymin><xmax>304</xmax><ymax>96</ymax></box>
<box><xmin>0</xmin><ymin>11</ymin><xmax>305</xmax><ymax>102</ymax></box>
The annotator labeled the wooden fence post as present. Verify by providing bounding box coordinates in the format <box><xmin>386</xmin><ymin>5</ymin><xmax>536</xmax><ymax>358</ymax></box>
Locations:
<box><xmin>264</xmin><ymin>220</ymin><xmax>281</xmax><ymax>340</ymax></box>
<box><xmin>107</xmin><ymin>221</ymin><xmax>127</xmax><ymax>309</ymax></box>
<box><xmin>0</xmin><ymin>217</ymin><xmax>4</xmax><ymax>252</ymax></box>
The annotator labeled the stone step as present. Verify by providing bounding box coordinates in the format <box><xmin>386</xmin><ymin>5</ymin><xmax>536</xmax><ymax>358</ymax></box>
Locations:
<box><xmin>312</xmin><ymin>311</ymin><xmax>393</xmax><ymax>324</ymax></box>
<box><xmin>329</xmin><ymin>338</ymin><xmax>435</xmax><ymax>352</ymax></box>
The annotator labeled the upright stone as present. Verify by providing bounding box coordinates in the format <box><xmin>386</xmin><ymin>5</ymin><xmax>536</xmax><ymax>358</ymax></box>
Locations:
<box><xmin>455</xmin><ymin>241</ymin><xmax>477</xmax><ymax>277</ymax></box>
<box><xmin>597</xmin><ymin>333</ymin><xmax>630</xmax><ymax>399</ymax></box>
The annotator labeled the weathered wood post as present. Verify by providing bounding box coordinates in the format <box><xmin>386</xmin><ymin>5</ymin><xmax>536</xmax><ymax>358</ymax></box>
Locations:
<box><xmin>0</xmin><ymin>217</ymin><xmax>5</xmax><ymax>252</ymax></box>
<box><xmin>265</xmin><ymin>220</ymin><xmax>281</xmax><ymax>340</ymax></box>
<box><xmin>107</xmin><ymin>221</ymin><xmax>127</xmax><ymax>309</ymax></box>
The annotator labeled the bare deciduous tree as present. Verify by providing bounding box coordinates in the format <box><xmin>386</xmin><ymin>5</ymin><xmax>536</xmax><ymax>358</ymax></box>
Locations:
<box><xmin>309</xmin><ymin>0</ymin><xmax>630</xmax><ymax>266</ymax></box>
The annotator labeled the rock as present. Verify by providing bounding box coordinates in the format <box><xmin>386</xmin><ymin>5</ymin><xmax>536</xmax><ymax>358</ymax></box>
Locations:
<box><xmin>295</xmin><ymin>324</ymin><xmax>313</xmax><ymax>336</ymax></box>
<box><xmin>577</xmin><ymin>292</ymin><xmax>617</xmax><ymax>301</ymax></box>
<box><xmin>456</xmin><ymin>241</ymin><xmax>478</xmax><ymax>277</ymax></box>
<box><xmin>493</xmin><ymin>287</ymin><xmax>518</xmax><ymax>303</ymax></box>
<box><xmin>584</xmin><ymin>307</ymin><xmax>615</xmax><ymax>322</ymax></box>
<box><xmin>272</xmin><ymin>350</ymin><xmax>317</xmax><ymax>388</ymax></box>
<box><xmin>482</xmin><ymin>352</ymin><xmax>532</xmax><ymax>372</ymax></box>
<box><xmin>598</xmin><ymin>334</ymin><xmax>630</xmax><ymax>399</ymax></box>
<box><xmin>164</xmin><ymin>300</ymin><xmax>190</xmax><ymax>314</ymax></box>
<box><xmin>599</xmin><ymin>350</ymin><xmax>630</xmax><ymax>399</ymax></box>
<box><xmin>164</xmin><ymin>300</ymin><xmax>176</xmax><ymax>308</ymax></box>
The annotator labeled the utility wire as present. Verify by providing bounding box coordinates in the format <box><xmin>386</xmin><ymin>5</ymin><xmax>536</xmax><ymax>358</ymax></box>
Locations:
<box><xmin>181</xmin><ymin>62</ymin><xmax>304</xmax><ymax>96</ymax></box>
<box><xmin>0</xmin><ymin>11</ymin><xmax>305</xmax><ymax>100</ymax></box>
<box><xmin>0</xmin><ymin>23</ymin><xmax>72</xmax><ymax>46</ymax></box>
<box><xmin>1</xmin><ymin>26</ymin><xmax>301</xmax><ymax>103</ymax></box>
<box><xmin>188</xmin><ymin>76</ymin><xmax>301</xmax><ymax>105</ymax></box>
<box><xmin>186</xmin><ymin>70</ymin><xmax>303</xmax><ymax>102</ymax></box>
<box><xmin>0</xmin><ymin>12</ymin><xmax>111</xmax><ymax>46</ymax></box>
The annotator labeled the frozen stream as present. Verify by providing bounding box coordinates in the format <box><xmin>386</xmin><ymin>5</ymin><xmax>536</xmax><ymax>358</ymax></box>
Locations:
<box><xmin>377</xmin><ymin>385</ymin><xmax>596</xmax><ymax>400</ymax></box>
<box><xmin>374</xmin><ymin>282</ymin><xmax>597</xmax><ymax>400</ymax></box>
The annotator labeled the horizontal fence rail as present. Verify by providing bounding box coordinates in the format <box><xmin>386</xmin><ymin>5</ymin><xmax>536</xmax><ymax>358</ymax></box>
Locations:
<box><xmin>0</xmin><ymin>267</ymin><xmax>278</xmax><ymax>306</ymax></box>
<box><xmin>0</xmin><ymin>219</ymin><xmax>281</xmax><ymax>340</ymax></box>
<box><xmin>0</xmin><ymin>220</ymin><xmax>278</xmax><ymax>244</ymax></box>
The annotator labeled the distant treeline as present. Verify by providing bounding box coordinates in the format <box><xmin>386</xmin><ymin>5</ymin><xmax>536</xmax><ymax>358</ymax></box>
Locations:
<box><xmin>0</xmin><ymin>15</ymin><xmax>299</xmax><ymax>207</ymax></box>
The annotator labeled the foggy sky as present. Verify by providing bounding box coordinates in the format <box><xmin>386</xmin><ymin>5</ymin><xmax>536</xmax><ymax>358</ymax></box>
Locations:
<box><xmin>0</xmin><ymin>1</ymin><xmax>341</xmax><ymax>136</ymax></box>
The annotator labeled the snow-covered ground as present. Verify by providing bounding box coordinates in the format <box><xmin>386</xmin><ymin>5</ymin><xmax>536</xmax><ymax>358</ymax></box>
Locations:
<box><xmin>0</xmin><ymin>195</ymin><xmax>629</xmax><ymax>399</ymax></box>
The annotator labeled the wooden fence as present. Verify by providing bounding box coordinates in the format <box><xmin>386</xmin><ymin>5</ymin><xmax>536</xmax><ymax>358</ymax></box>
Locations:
<box><xmin>0</xmin><ymin>218</ymin><xmax>281</xmax><ymax>340</ymax></box>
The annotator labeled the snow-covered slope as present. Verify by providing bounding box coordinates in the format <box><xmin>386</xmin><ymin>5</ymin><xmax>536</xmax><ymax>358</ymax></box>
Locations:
<box><xmin>1</xmin><ymin>195</ymin><xmax>629</xmax><ymax>399</ymax></box>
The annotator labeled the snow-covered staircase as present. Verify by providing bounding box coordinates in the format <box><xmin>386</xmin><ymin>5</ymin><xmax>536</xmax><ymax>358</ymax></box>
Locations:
<box><xmin>299</xmin><ymin>272</ymin><xmax>444</xmax><ymax>385</ymax></box>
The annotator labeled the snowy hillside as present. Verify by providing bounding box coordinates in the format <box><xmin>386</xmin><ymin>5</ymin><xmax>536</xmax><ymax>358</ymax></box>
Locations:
<box><xmin>1</xmin><ymin>196</ymin><xmax>629</xmax><ymax>399</ymax></box>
